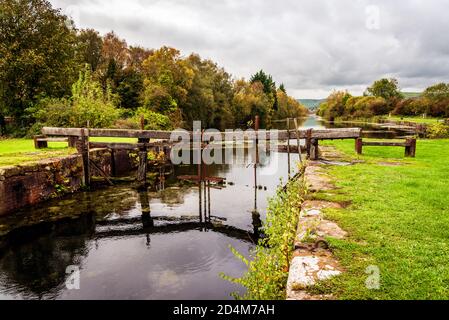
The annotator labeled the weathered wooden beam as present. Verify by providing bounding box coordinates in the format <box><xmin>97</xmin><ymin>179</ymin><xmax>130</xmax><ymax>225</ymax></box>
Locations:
<box><xmin>42</xmin><ymin>127</ymin><xmax>84</xmax><ymax>137</ymax></box>
<box><xmin>43</xmin><ymin>127</ymin><xmax>362</xmax><ymax>141</ymax></box>
<box><xmin>277</xmin><ymin>145</ymin><xmax>304</xmax><ymax>154</ymax></box>
<box><xmin>89</xmin><ymin>159</ymin><xmax>114</xmax><ymax>186</ymax></box>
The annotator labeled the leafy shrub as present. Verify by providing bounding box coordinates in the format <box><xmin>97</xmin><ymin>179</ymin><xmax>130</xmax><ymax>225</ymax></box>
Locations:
<box><xmin>427</xmin><ymin>123</ymin><xmax>449</xmax><ymax>139</ymax></box>
<box><xmin>133</xmin><ymin>107</ymin><xmax>173</xmax><ymax>130</ymax></box>
<box><xmin>221</xmin><ymin>171</ymin><xmax>306</xmax><ymax>299</ymax></box>
<box><xmin>29</xmin><ymin>66</ymin><xmax>121</xmax><ymax>134</ymax></box>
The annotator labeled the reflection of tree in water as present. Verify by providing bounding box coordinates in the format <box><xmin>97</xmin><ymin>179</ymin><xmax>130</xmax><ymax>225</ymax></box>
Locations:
<box><xmin>0</xmin><ymin>213</ymin><xmax>95</xmax><ymax>299</ymax></box>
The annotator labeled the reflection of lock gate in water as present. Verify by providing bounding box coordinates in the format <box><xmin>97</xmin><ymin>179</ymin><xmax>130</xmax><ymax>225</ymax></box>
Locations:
<box><xmin>39</xmin><ymin>116</ymin><xmax>362</xmax><ymax>188</ymax></box>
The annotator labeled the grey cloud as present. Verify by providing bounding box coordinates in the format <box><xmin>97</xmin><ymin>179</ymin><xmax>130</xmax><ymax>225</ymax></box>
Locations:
<box><xmin>50</xmin><ymin>0</ymin><xmax>449</xmax><ymax>98</ymax></box>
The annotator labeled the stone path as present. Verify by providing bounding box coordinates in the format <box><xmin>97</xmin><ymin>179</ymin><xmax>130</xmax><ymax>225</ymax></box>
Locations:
<box><xmin>286</xmin><ymin>146</ymin><xmax>350</xmax><ymax>300</ymax></box>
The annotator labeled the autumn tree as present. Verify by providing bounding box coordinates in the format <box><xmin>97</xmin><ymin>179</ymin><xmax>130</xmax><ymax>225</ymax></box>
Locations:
<box><xmin>275</xmin><ymin>90</ymin><xmax>308</xmax><ymax>120</ymax></box>
<box><xmin>317</xmin><ymin>91</ymin><xmax>352</xmax><ymax>120</ymax></box>
<box><xmin>140</xmin><ymin>47</ymin><xmax>194</xmax><ymax>127</ymax></box>
<box><xmin>182</xmin><ymin>54</ymin><xmax>234</xmax><ymax>129</ymax></box>
<box><xmin>96</xmin><ymin>31</ymin><xmax>129</xmax><ymax>91</ymax></box>
<box><xmin>0</xmin><ymin>0</ymin><xmax>78</xmax><ymax>127</ymax></box>
<box><xmin>232</xmin><ymin>79</ymin><xmax>274</xmax><ymax>128</ymax></box>
<box><xmin>76</xmin><ymin>29</ymin><xmax>103</xmax><ymax>71</ymax></box>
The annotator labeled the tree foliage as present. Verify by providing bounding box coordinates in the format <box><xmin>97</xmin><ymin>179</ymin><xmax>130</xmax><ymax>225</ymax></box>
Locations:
<box><xmin>0</xmin><ymin>0</ymin><xmax>78</xmax><ymax>123</ymax></box>
<box><xmin>365</xmin><ymin>78</ymin><xmax>402</xmax><ymax>101</ymax></box>
<box><xmin>31</xmin><ymin>66</ymin><xmax>120</xmax><ymax>132</ymax></box>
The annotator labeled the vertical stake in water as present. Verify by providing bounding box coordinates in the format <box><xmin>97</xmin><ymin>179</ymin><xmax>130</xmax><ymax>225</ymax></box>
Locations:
<box><xmin>197</xmin><ymin>124</ymin><xmax>203</xmax><ymax>222</ymax></box>
<box><xmin>137</xmin><ymin>115</ymin><xmax>149</xmax><ymax>186</ymax></box>
<box><xmin>254</xmin><ymin>116</ymin><xmax>260</xmax><ymax>213</ymax></box>
<box><xmin>81</xmin><ymin>126</ymin><xmax>90</xmax><ymax>186</ymax></box>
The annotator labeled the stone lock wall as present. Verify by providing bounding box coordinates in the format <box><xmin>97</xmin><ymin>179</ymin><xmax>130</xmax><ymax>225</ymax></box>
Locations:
<box><xmin>0</xmin><ymin>149</ymin><xmax>121</xmax><ymax>217</ymax></box>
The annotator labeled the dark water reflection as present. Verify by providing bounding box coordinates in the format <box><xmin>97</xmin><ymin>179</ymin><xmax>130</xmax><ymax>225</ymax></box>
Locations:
<box><xmin>0</xmin><ymin>144</ymin><xmax>300</xmax><ymax>299</ymax></box>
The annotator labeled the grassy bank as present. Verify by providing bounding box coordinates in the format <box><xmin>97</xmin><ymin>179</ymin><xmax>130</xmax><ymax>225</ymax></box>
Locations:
<box><xmin>313</xmin><ymin>139</ymin><xmax>449</xmax><ymax>299</ymax></box>
<box><xmin>0</xmin><ymin>137</ymin><xmax>137</xmax><ymax>167</ymax></box>
<box><xmin>385</xmin><ymin>115</ymin><xmax>443</xmax><ymax>124</ymax></box>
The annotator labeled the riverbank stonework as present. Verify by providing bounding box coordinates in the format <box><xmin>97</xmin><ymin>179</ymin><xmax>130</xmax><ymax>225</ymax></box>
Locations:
<box><xmin>287</xmin><ymin>146</ymin><xmax>352</xmax><ymax>300</ymax></box>
<box><xmin>0</xmin><ymin>149</ymin><xmax>113</xmax><ymax>216</ymax></box>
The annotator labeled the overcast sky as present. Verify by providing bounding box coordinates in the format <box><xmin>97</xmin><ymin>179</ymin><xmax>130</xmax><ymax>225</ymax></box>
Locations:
<box><xmin>50</xmin><ymin>0</ymin><xmax>449</xmax><ymax>99</ymax></box>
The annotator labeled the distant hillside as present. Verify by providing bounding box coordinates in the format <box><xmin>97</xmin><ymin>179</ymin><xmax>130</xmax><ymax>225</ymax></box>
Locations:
<box><xmin>297</xmin><ymin>99</ymin><xmax>324</xmax><ymax>110</ymax></box>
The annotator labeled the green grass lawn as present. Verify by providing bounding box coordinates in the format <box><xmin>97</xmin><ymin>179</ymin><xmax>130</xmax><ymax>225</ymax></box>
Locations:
<box><xmin>0</xmin><ymin>137</ymin><xmax>137</xmax><ymax>167</ymax></box>
<box><xmin>313</xmin><ymin>139</ymin><xmax>449</xmax><ymax>299</ymax></box>
<box><xmin>386</xmin><ymin>115</ymin><xmax>444</xmax><ymax>124</ymax></box>
<box><xmin>0</xmin><ymin>138</ymin><xmax>75</xmax><ymax>167</ymax></box>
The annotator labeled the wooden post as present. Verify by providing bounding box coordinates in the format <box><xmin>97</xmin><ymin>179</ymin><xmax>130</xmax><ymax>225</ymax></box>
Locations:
<box><xmin>306</xmin><ymin>129</ymin><xmax>312</xmax><ymax>159</ymax></box>
<box><xmin>140</xmin><ymin>114</ymin><xmax>145</xmax><ymax>130</ymax></box>
<box><xmin>405</xmin><ymin>138</ymin><xmax>416</xmax><ymax>157</ymax></box>
<box><xmin>310</xmin><ymin>138</ymin><xmax>319</xmax><ymax>160</ymax></box>
<box><xmin>68</xmin><ymin>136</ymin><xmax>78</xmax><ymax>148</ymax></box>
<box><xmin>81</xmin><ymin>128</ymin><xmax>90</xmax><ymax>186</ymax></box>
<box><xmin>355</xmin><ymin>138</ymin><xmax>363</xmax><ymax>154</ymax></box>
<box><xmin>34</xmin><ymin>135</ymin><xmax>48</xmax><ymax>149</ymax></box>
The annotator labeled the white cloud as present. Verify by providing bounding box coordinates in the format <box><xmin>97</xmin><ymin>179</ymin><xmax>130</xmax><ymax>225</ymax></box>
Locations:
<box><xmin>51</xmin><ymin>0</ymin><xmax>449</xmax><ymax>98</ymax></box>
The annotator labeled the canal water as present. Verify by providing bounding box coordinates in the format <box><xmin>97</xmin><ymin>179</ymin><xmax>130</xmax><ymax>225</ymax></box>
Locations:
<box><xmin>0</xmin><ymin>116</ymin><xmax>405</xmax><ymax>300</ymax></box>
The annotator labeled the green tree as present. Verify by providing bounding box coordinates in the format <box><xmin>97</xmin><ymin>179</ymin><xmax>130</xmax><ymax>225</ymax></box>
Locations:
<box><xmin>365</xmin><ymin>78</ymin><xmax>403</xmax><ymax>101</ymax></box>
<box><xmin>279</xmin><ymin>83</ymin><xmax>286</xmax><ymax>94</ymax></box>
<box><xmin>0</xmin><ymin>0</ymin><xmax>78</xmax><ymax>125</ymax></box>
<box><xmin>115</xmin><ymin>46</ymin><xmax>153</xmax><ymax>112</ymax></box>
<box><xmin>182</xmin><ymin>54</ymin><xmax>234</xmax><ymax>129</ymax></box>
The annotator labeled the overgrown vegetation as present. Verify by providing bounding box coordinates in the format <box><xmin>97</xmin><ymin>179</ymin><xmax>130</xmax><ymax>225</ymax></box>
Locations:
<box><xmin>221</xmin><ymin>172</ymin><xmax>306</xmax><ymax>300</ymax></box>
<box><xmin>312</xmin><ymin>139</ymin><xmax>449</xmax><ymax>299</ymax></box>
<box><xmin>426</xmin><ymin>122</ymin><xmax>449</xmax><ymax>138</ymax></box>
<box><xmin>0</xmin><ymin>0</ymin><xmax>307</xmax><ymax>137</ymax></box>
